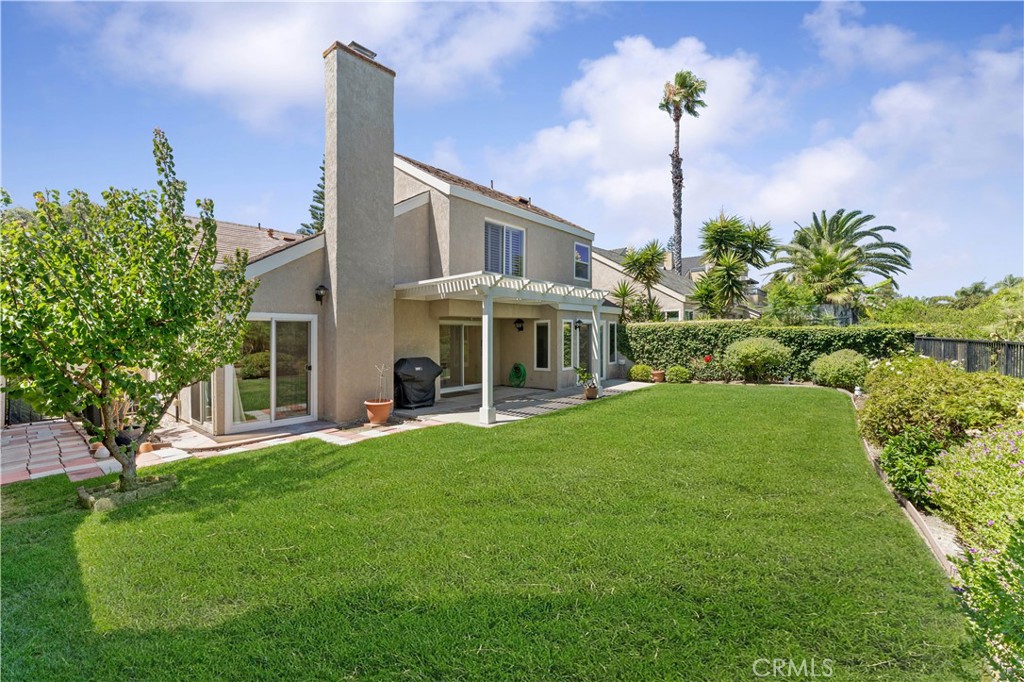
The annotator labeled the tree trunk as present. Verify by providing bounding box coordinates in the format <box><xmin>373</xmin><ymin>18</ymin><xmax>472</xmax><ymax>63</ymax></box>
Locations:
<box><xmin>100</xmin><ymin>401</ymin><xmax>137</xmax><ymax>491</ymax></box>
<box><xmin>671</xmin><ymin>110</ymin><xmax>683</xmax><ymax>276</ymax></box>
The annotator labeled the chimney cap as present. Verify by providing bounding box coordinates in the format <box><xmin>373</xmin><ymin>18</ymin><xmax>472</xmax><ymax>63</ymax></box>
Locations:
<box><xmin>347</xmin><ymin>41</ymin><xmax>377</xmax><ymax>60</ymax></box>
<box><xmin>515</xmin><ymin>196</ymin><xmax>531</xmax><ymax>206</ymax></box>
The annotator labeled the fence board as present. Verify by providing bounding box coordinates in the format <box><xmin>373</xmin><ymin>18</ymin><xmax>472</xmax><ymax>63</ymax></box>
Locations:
<box><xmin>914</xmin><ymin>336</ymin><xmax>1024</xmax><ymax>379</ymax></box>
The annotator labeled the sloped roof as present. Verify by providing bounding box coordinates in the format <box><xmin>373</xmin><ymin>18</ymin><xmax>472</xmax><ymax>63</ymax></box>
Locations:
<box><xmin>395</xmin><ymin>154</ymin><xmax>587</xmax><ymax>232</ymax></box>
<box><xmin>593</xmin><ymin>246</ymin><xmax>703</xmax><ymax>297</ymax></box>
<box><xmin>188</xmin><ymin>217</ymin><xmax>308</xmax><ymax>263</ymax></box>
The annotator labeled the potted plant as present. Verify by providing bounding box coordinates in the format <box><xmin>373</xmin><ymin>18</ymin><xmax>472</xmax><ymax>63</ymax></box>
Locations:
<box><xmin>652</xmin><ymin>368</ymin><xmax>666</xmax><ymax>383</ymax></box>
<box><xmin>575</xmin><ymin>366</ymin><xmax>599</xmax><ymax>400</ymax></box>
<box><xmin>365</xmin><ymin>363</ymin><xmax>393</xmax><ymax>425</ymax></box>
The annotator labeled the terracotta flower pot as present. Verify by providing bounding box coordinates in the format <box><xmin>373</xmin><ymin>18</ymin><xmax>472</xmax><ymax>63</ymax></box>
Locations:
<box><xmin>583</xmin><ymin>386</ymin><xmax>599</xmax><ymax>400</ymax></box>
<box><xmin>652</xmin><ymin>370</ymin><xmax>666</xmax><ymax>383</ymax></box>
<box><xmin>365</xmin><ymin>399</ymin><xmax>393</xmax><ymax>425</ymax></box>
<box><xmin>138</xmin><ymin>442</ymin><xmax>155</xmax><ymax>454</ymax></box>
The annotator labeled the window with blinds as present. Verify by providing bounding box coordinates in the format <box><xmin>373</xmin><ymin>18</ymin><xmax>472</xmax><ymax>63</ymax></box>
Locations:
<box><xmin>484</xmin><ymin>221</ymin><xmax>524</xmax><ymax>277</ymax></box>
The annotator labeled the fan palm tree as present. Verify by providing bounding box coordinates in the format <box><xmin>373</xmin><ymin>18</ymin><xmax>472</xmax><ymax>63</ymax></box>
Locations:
<box><xmin>659</xmin><ymin>70</ymin><xmax>707</xmax><ymax>275</ymax></box>
<box><xmin>621</xmin><ymin>240</ymin><xmax>667</xmax><ymax>319</ymax></box>
<box><xmin>770</xmin><ymin>209</ymin><xmax>911</xmax><ymax>309</ymax></box>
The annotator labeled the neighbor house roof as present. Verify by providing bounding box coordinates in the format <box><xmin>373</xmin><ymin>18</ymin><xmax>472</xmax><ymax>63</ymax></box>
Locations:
<box><xmin>592</xmin><ymin>246</ymin><xmax>704</xmax><ymax>298</ymax></box>
<box><xmin>189</xmin><ymin>217</ymin><xmax>308</xmax><ymax>263</ymax></box>
<box><xmin>395</xmin><ymin>154</ymin><xmax>587</xmax><ymax>233</ymax></box>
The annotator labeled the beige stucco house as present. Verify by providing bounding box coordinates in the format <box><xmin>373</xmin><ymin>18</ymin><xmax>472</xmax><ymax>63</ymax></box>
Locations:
<box><xmin>180</xmin><ymin>42</ymin><xmax>621</xmax><ymax>434</ymax></box>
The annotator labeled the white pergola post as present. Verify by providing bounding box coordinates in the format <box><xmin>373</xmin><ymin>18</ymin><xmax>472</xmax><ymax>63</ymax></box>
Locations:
<box><xmin>590</xmin><ymin>304</ymin><xmax>603</xmax><ymax>397</ymax></box>
<box><xmin>479</xmin><ymin>292</ymin><xmax>496</xmax><ymax>424</ymax></box>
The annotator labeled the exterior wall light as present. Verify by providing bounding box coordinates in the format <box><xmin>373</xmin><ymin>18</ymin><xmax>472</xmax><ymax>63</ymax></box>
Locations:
<box><xmin>514</xmin><ymin>319</ymin><xmax>524</xmax><ymax>332</ymax></box>
<box><xmin>574</xmin><ymin>319</ymin><xmax>583</xmax><ymax>331</ymax></box>
<box><xmin>315</xmin><ymin>284</ymin><xmax>329</xmax><ymax>305</ymax></box>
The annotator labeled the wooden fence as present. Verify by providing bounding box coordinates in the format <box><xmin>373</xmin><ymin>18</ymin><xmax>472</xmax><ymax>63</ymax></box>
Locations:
<box><xmin>914</xmin><ymin>336</ymin><xmax>1024</xmax><ymax>378</ymax></box>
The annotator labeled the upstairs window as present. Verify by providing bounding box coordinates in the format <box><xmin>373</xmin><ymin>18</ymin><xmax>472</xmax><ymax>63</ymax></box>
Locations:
<box><xmin>485</xmin><ymin>221</ymin><xmax>525</xmax><ymax>277</ymax></box>
<box><xmin>574</xmin><ymin>243</ymin><xmax>591</xmax><ymax>280</ymax></box>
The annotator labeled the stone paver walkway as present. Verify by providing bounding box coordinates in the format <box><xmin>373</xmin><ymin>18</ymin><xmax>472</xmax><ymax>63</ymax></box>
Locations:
<box><xmin>0</xmin><ymin>420</ymin><xmax>114</xmax><ymax>485</ymax></box>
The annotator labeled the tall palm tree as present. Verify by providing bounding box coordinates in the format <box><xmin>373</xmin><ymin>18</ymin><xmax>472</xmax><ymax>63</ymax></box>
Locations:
<box><xmin>770</xmin><ymin>209</ymin><xmax>911</xmax><ymax>310</ymax></box>
<box><xmin>621</xmin><ymin>240</ymin><xmax>667</xmax><ymax>320</ymax></box>
<box><xmin>659</xmin><ymin>70</ymin><xmax>707</xmax><ymax>275</ymax></box>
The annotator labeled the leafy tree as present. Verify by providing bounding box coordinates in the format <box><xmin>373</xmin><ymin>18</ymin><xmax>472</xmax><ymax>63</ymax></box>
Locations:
<box><xmin>0</xmin><ymin>130</ymin><xmax>257</xmax><ymax>490</ymax></box>
<box><xmin>761</xmin><ymin>280</ymin><xmax>819</xmax><ymax>326</ymax></box>
<box><xmin>694</xmin><ymin>212</ymin><xmax>776</xmax><ymax>317</ymax></box>
<box><xmin>621</xmin><ymin>240</ymin><xmax>667</xmax><ymax>321</ymax></box>
<box><xmin>770</xmin><ymin>209</ymin><xmax>911</xmax><ymax>312</ymax></box>
<box><xmin>298</xmin><ymin>158</ymin><xmax>325</xmax><ymax>235</ymax></box>
<box><xmin>659</xmin><ymin>70</ymin><xmax>707</xmax><ymax>275</ymax></box>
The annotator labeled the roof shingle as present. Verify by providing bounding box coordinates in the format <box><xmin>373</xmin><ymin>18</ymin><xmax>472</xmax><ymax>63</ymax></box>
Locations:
<box><xmin>395</xmin><ymin>154</ymin><xmax>590</xmax><ymax>234</ymax></box>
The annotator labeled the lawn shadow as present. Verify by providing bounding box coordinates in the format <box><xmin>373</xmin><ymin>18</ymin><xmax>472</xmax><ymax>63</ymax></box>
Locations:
<box><xmin>99</xmin><ymin>440</ymin><xmax>357</xmax><ymax>526</ymax></box>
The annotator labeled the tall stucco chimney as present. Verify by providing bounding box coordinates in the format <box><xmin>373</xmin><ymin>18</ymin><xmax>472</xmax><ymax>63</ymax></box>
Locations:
<box><xmin>321</xmin><ymin>41</ymin><xmax>396</xmax><ymax>422</ymax></box>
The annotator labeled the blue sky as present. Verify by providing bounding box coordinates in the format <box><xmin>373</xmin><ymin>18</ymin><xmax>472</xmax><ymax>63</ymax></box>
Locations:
<box><xmin>3</xmin><ymin>1</ymin><xmax>1022</xmax><ymax>296</ymax></box>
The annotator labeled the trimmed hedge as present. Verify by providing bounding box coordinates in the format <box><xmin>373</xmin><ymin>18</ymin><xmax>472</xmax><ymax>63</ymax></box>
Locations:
<box><xmin>624</xmin><ymin>321</ymin><xmax>915</xmax><ymax>381</ymax></box>
<box><xmin>810</xmin><ymin>349</ymin><xmax>869</xmax><ymax>391</ymax></box>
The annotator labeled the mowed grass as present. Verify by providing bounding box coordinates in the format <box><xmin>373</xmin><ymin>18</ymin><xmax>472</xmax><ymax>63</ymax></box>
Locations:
<box><xmin>1</xmin><ymin>385</ymin><xmax>976</xmax><ymax>681</ymax></box>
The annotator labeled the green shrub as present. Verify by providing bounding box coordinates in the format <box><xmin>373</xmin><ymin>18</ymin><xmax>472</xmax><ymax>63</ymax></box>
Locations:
<box><xmin>928</xmin><ymin>423</ymin><xmax>1024</xmax><ymax>676</ymax></box>
<box><xmin>809</xmin><ymin>349</ymin><xmax>869</xmax><ymax>391</ymax></box>
<box><xmin>687</xmin><ymin>356</ymin><xmax>733</xmax><ymax>382</ymax></box>
<box><xmin>623</xmin><ymin>321</ymin><xmax>917</xmax><ymax>380</ymax></box>
<box><xmin>957</xmin><ymin>520</ymin><xmax>1024</xmax><ymax>679</ymax></box>
<box><xmin>237</xmin><ymin>351</ymin><xmax>271</xmax><ymax>379</ymax></box>
<box><xmin>665</xmin><ymin>365</ymin><xmax>691</xmax><ymax>383</ymax></box>
<box><xmin>722</xmin><ymin>337</ymin><xmax>792</xmax><ymax>383</ymax></box>
<box><xmin>929</xmin><ymin>421</ymin><xmax>1024</xmax><ymax>554</ymax></box>
<box><xmin>860</xmin><ymin>355</ymin><xmax>1024</xmax><ymax>445</ymax></box>
<box><xmin>878</xmin><ymin>426</ymin><xmax>943</xmax><ymax>508</ymax></box>
<box><xmin>628</xmin><ymin>363</ymin><xmax>653</xmax><ymax>382</ymax></box>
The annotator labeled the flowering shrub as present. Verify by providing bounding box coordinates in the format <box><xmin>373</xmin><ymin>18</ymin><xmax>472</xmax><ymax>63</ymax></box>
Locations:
<box><xmin>628</xmin><ymin>363</ymin><xmax>653</xmax><ymax>382</ymax></box>
<box><xmin>928</xmin><ymin>422</ymin><xmax>1024</xmax><ymax>554</ymax></box>
<box><xmin>859</xmin><ymin>354</ymin><xmax>1024</xmax><ymax>445</ymax></box>
<box><xmin>809</xmin><ymin>349</ymin><xmax>869</xmax><ymax>391</ymax></box>
<box><xmin>929</xmin><ymin>424</ymin><xmax>1024</xmax><ymax>678</ymax></box>
<box><xmin>956</xmin><ymin>520</ymin><xmax>1024</xmax><ymax>679</ymax></box>
<box><xmin>665</xmin><ymin>365</ymin><xmax>691</xmax><ymax>383</ymax></box>
<box><xmin>879</xmin><ymin>426</ymin><xmax>943</xmax><ymax>508</ymax></box>
<box><xmin>687</xmin><ymin>357</ymin><xmax>734</xmax><ymax>382</ymax></box>
<box><xmin>722</xmin><ymin>337</ymin><xmax>792</xmax><ymax>383</ymax></box>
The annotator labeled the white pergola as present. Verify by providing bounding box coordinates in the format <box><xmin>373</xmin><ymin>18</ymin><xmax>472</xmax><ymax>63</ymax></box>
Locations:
<box><xmin>395</xmin><ymin>272</ymin><xmax>609</xmax><ymax>424</ymax></box>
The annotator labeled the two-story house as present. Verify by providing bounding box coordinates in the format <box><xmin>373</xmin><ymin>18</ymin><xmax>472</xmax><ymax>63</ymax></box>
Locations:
<box><xmin>179</xmin><ymin>41</ymin><xmax>620</xmax><ymax>435</ymax></box>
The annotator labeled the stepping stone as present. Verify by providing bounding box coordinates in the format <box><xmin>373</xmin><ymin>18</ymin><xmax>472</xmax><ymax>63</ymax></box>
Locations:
<box><xmin>67</xmin><ymin>468</ymin><xmax>104</xmax><ymax>482</ymax></box>
<box><xmin>30</xmin><ymin>469</ymin><xmax>66</xmax><ymax>480</ymax></box>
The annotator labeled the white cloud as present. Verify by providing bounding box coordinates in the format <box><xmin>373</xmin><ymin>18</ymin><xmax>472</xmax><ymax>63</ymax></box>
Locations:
<box><xmin>487</xmin><ymin>9</ymin><xmax>1022</xmax><ymax>295</ymax></box>
<box><xmin>802</xmin><ymin>2</ymin><xmax>942</xmax><ymax>72</ymax></box>
<box><xmin>428</xmin><ymin>137</ymin><xmax>465</xmax><ymax>175</ymax></box>
<box><xmin>489</xmin><ymin>34</ymin><xmax>779</xmax><ymax>247</ymax></box>
<box><xmin>50</xmin><ymin>2</ymin><xmax>560</xmax><ymax>130</ymax></box>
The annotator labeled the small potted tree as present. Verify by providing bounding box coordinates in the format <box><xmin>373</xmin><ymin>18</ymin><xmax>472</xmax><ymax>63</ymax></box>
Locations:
<box><xmin>365</xmin><ymin>363</ymin><xmax>393</xmax><ymax>425</ymax></box>
<box><xmin>575</xmin><ymin>366</ymin><xmax>599</xmax><ymax>400</ymax></box>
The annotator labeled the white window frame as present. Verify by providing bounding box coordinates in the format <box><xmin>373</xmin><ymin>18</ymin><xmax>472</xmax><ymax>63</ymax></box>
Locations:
<box><xmin>534</xmin><ymin>320</ymin><xmax>551</xmax><ymax>372</ymax></box>
<box><xmin>665</xmin><ymin>310</ymin><xmax>681</xmax><ymax>321</ymax></box>
<box><xmin>607</xmin><ymin>322</ymin><xmax>618</xmax><ymax>364</ymax></box>
<box><xmin>484</xmin><ymin>220</ymin><xmax>526</xmax><ymax>277</ymax></box>
<box><xmin>224</xmin><ymin>312</ymin><xmax>318</xmax><ymax>434</ymax></box>
<box><xmin>573</xmin><ymin>242</ymin><xmax>591</xmax><ymax>281</ymax></box>
<box><xmin>561</xmin><ymin>320</ymin><xmax>576</xmax><ymax>371</ymax></box>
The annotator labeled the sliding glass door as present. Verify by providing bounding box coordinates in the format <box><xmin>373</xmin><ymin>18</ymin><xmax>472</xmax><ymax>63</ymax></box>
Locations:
<box><xmin>231</xmin><ymin>315</ymin><xmax>316</xmax><ymax>431</ymax></box>
<box><xmin>439</xmin><ymin>322</ymin><xmax>482</xmax><ymax>393</ymax></box>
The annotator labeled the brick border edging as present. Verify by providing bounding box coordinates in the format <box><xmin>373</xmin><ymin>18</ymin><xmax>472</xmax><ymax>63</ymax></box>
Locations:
<box><xmin>839</xmin><ymin>388</ymin><xmax>958</xmax><ymax>578</ymax></box>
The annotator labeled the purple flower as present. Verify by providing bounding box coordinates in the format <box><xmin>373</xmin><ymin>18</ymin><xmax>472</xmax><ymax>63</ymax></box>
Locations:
<box><xmin>987</xmin><ymin>520</ymin><xmax>995</xmax><ymax>527</ymax></box>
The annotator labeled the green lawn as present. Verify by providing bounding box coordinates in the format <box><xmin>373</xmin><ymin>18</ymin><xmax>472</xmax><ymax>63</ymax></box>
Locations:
<box><xmin>1</xmin><ymin>385</ymin><xmax>976</xmax><ymax>681</ymax></box>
